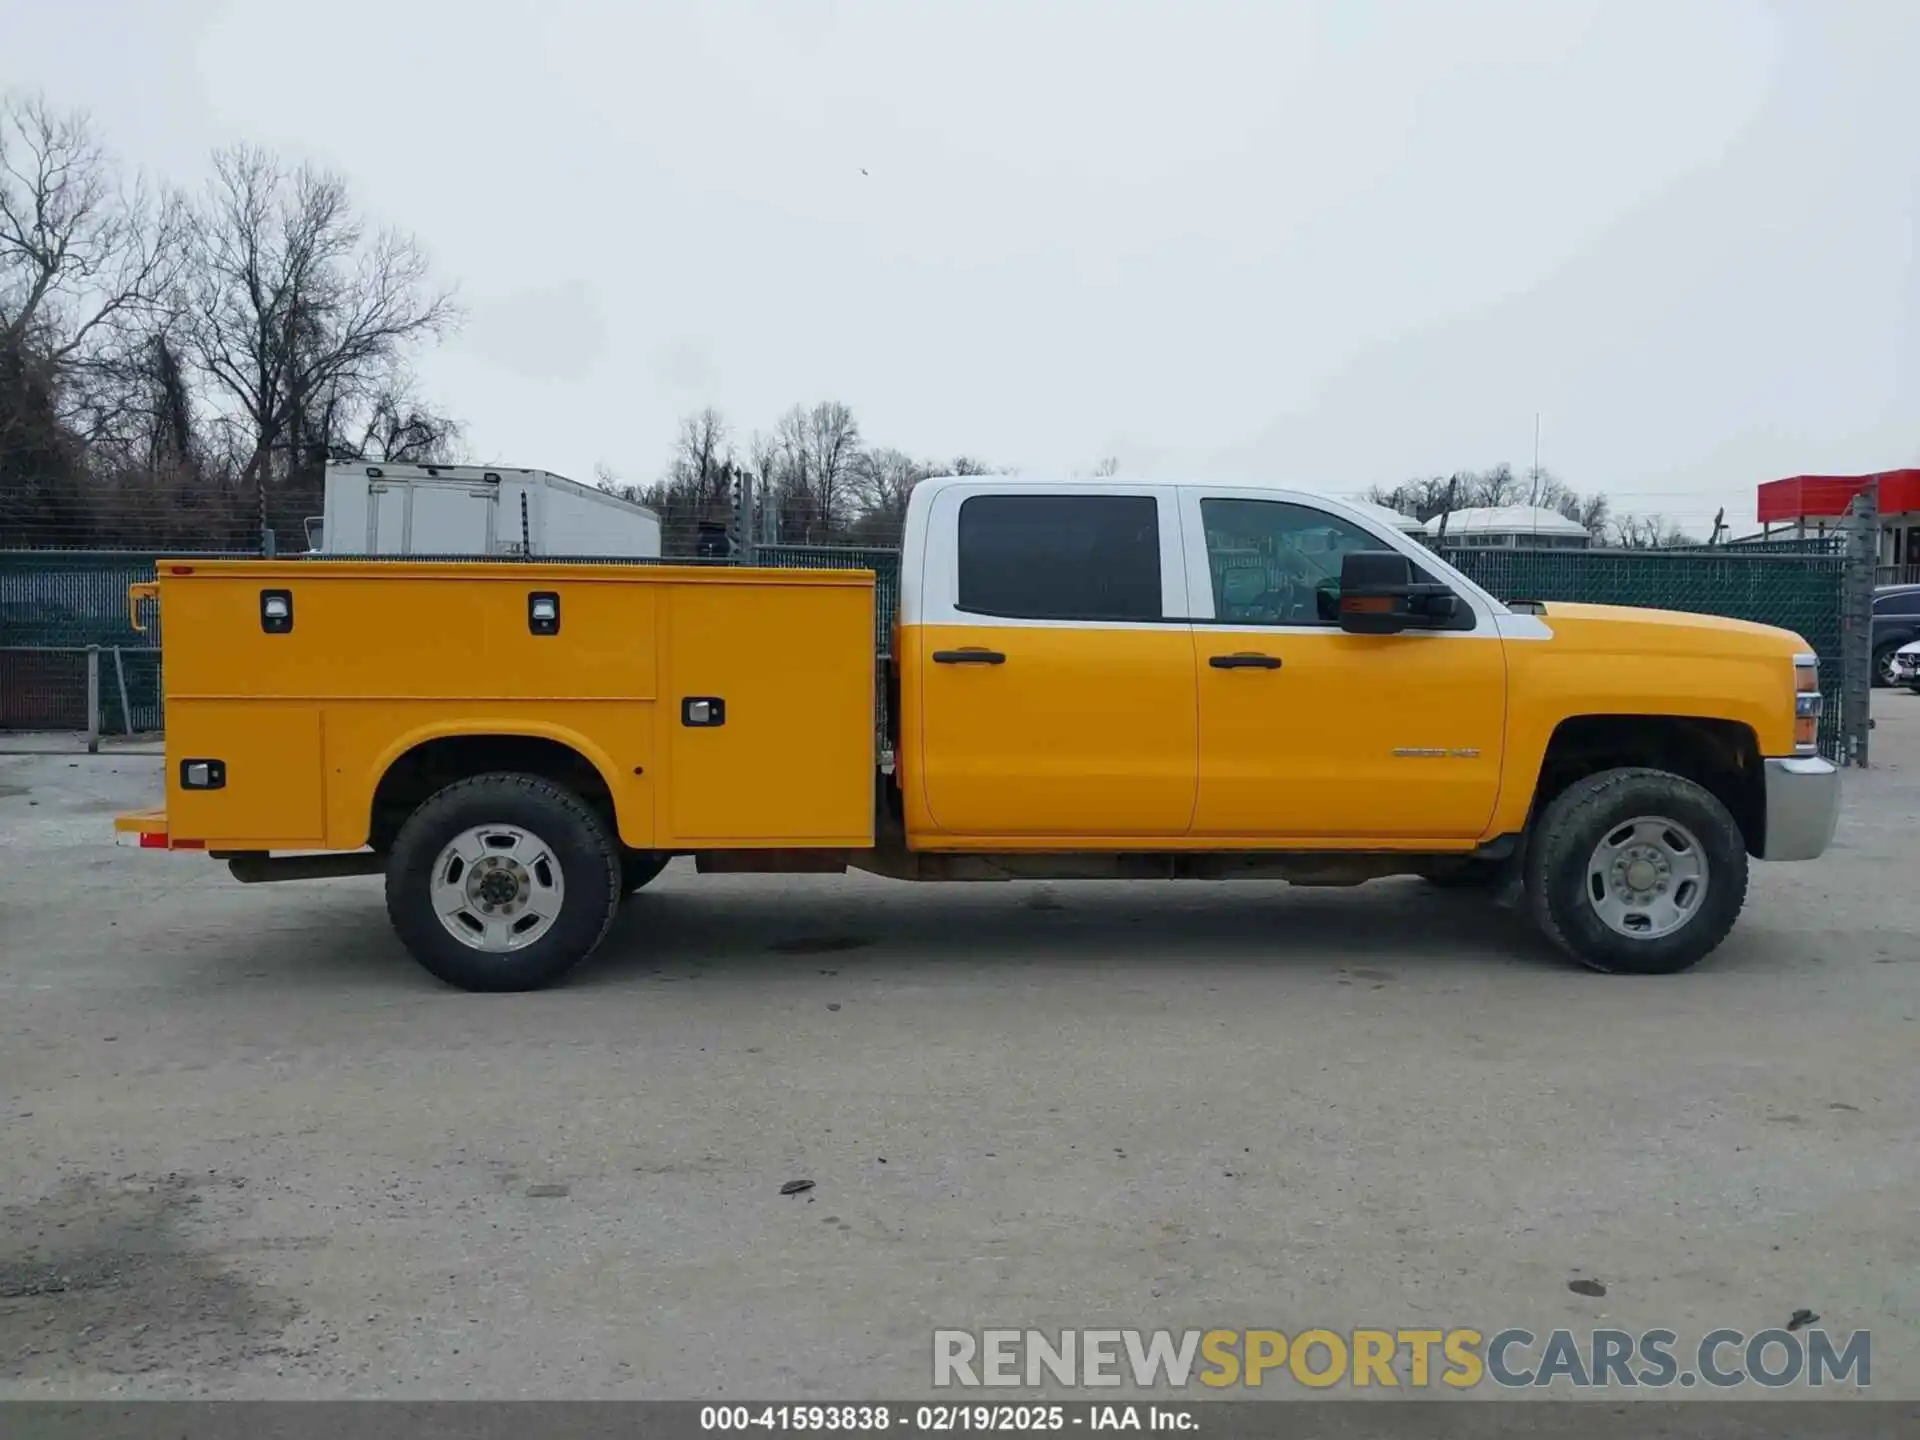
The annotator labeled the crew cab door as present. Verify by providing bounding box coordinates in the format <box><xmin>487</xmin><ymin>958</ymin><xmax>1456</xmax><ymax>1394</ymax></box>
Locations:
<box><xmin>1180</xmin><ymin>490</ymin><xmax>1506</xmax><ymax>841</ymax></box>
<box><xmin>913</xmin><ymin>486</ymin><xmax>1197</xmax><ymax>838</ymax></box>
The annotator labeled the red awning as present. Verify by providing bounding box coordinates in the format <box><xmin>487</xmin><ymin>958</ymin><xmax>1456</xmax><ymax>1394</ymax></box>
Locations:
<box><xmin>1757</xmin><ymin>470</ymin><xmax>1920</xmax><ymax>524</ymax></box>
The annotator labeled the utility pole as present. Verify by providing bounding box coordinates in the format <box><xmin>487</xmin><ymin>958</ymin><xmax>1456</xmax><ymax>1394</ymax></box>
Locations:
<box><xmin>735</xmin><ymin>464</ymin><xmax>757</xmax><ymax>565</ymax></box>
<box><xmin>1841</xmin><ymin>478</ymin><xmax>1878</xmax><ymax>766</ymax></box>
<box><xmin>1434</xmin><ymin>475</ymin><xmax>1460</xmax><ymax>543</ymax></box>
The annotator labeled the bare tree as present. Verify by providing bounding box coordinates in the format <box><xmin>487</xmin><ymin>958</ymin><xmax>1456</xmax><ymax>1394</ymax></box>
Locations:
<box><xmin>182</xmin><ymin>144</ymin><xmax>458</xmax><ymax>542</ymax></box>
<box><xmin>0</xmin><ymin>90</ymin><xmax>188</xmax><ymax>527</ymax></box>
<box><xmin>765</xmin><ymin>402</ymin><xmax>861</xmax><ymax>541</ymax></box>
<box><xmin>0</xmin><ymin>94</ymin><xmax>187</xmax><ymax>372</ymax></box>
<box><xmin>769</xmin><ymin>406</ymin><xmax>815</xmax><ymax>540</ymax></box>
<box><xmin>802</xmin><ymin>400</ymin><xmax>860</xmax><ymax>533</ymax></box>
<box><xmin>1090</xmin><ymin>455</ymin><xmax>1119</xmax><ymax>477</ymax></box>
<box><xmin>338</xmin><ymin>380</ymin><xmax>461</xmax><ymax>464</ymax></box>
<box><xmin>746</xmin><ymin>430</ymin><xmax>779</xmax><ymax>497</ymax></box>
<box><xmin>743</xmin><ymin>429</ymin><xmax>781</xmax><ymax>543</ymax></box>
<box><xmin>667</xmin><ymin>406</ymin><xmax>731</xmax><ymax>512</ymax></box>
<box><xmin>1610</xmin><ymin>512</ymin><xmax>1698</xmax><ymax>549</ymax></box>
<box><xmin>852</xmin><ymin>446</ymin><xmax>929</xmax><ymax>525</ymax></box>
<box><xmin>1473</xmin><ymin>462</ymin><xmax>1522</xmax><ymax>508</ymax></box>
<box><xmin>1566</xmin><ymin>490</ymin><xmax>1611</xmax><ymax>536</ymax></box>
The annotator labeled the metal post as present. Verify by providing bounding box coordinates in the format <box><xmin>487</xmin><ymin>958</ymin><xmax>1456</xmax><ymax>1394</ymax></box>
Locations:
<box><xmin>1841</xmin><ymin>480</ymin><xmax>1878</xmax><ymax>767</ymax></box>
<box><xmin>737</xmin><ymin>466</ymin><xmax>757</xmax><ymax>567</ymax></box>
<box><xmin>112</xmin><ymin>645</ymin><xmax>134</xmax><ymax>737</ymax></box>
<box><xmin>85</xmin><ymin>645</ymin><xmax>101</xmax><ymax>755</ymax></box>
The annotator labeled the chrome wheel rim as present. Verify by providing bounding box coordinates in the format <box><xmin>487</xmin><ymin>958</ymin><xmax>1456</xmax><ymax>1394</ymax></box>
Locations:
<box><xmin>1585</xmin><ymin>815</ymin><xmax>1708</xmax><ymax>940</ymax></box>
<box><xmin>430</xmin><ymin>825</ymin><xmax>565</xmax><ymax>952</ymax></box>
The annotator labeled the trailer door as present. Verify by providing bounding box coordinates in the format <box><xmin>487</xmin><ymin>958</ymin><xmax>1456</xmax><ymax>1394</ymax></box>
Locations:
<box><xmin>366</xmin><ymin>482</ymin><xmax>409</xmax><ymax>553</ymax></box>
<box><xmin>405</xmin><ymin>481</ymin><xmax>497</xmax><ymax>556</ymax></box>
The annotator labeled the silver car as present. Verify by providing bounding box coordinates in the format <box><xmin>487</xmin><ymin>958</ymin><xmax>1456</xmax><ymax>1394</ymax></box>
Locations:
<box><xmin>1894</xmin><ymin>640</ymin><xmax>1920</xmax><ymax>692</ymax></box>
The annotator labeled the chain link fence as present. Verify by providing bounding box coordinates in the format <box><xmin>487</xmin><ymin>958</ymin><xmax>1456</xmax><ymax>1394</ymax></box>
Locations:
<box><xmin>0</xmin><ymin>644</ymin><xmax>158</xmax><ymax>750</ymax></box>
<box><xmin>0</xmin><ymin>533</ymin><xmax>1867</xmax><ymax>762</ymax></box>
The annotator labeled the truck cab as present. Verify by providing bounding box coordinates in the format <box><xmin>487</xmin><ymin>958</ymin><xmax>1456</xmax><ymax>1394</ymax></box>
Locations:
<box><xmin>118</xmin><ymin>476</ymin><xmax>1841</xmax><ymax>991</ymax></box>
<box><xmin>898</xmin><ymin>479</ymin><xmax>1516</xmax><ymax>846</ymax></box>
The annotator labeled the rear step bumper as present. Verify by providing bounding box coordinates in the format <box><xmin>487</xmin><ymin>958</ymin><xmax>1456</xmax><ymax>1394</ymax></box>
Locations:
<box><xmin>113</xmin><ymin>809</ymin><xmax>202</xmax><ymax>850</ymax></box>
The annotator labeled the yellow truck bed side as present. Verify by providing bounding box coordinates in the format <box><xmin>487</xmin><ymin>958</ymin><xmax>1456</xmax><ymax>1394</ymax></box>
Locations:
<box><xmin>149</xmin><ymin>559</ymin><xmax>876</xmax><ymax>853</ymax></box>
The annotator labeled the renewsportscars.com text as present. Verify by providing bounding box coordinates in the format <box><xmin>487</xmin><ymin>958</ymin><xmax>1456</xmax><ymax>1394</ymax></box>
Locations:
<box><xmin>932</xmin><ymin>1327</ymin><xmax>1870</xmax><ymax>1391</ymax></box>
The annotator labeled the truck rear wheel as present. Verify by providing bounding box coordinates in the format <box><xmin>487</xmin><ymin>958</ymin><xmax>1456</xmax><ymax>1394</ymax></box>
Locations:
<box><xmin>385</xmin><ymin>773</ymin><xmax>621</xmax><ymax>992</ymax></box>
<box><xmin>1526</xmin><ymin>766</ymin><xmax>1748</xmax><ymax>975</ymax></box>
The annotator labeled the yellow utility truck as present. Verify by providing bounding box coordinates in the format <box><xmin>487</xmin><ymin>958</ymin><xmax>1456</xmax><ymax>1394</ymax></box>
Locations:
<box><xmin>117</xmin><ymin>477</ymin><xmax>1840</xmax><ymax>990</ymax></box>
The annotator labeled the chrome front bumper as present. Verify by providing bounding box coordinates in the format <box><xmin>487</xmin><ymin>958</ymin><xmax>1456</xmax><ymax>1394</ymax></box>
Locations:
<box><xmin>1760</xmin><ymin>756</ymin><xmax>1841</xmax><ymax>861</ymax></box>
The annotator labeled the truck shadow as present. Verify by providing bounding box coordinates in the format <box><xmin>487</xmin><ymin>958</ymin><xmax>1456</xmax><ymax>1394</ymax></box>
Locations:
<box><xmin>156</xmin><ymin>872</ymin><xmax>1568</xmax><ymax>996</ymax></box>
<box><xmin>580</xmin><ymin>872</ymin><xmax>1560</xmax><ymax>988</ymax></box>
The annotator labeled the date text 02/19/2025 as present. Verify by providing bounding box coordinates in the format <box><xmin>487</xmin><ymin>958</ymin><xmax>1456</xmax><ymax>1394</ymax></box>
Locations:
<box><xmin>700</xmin><ymin>1405</ymin><xmax>1198</xmax><ymax>1432</ymax></box>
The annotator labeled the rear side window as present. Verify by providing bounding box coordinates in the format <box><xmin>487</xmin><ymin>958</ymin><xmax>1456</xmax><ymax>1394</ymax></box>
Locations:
<box><xmin>1874</xmin><ymin>591</ymin><xmax>1920</xmax><ymax>616</ymax></box>
<box><xmin>956</xmin><ymin>494</ymin><xmax>1162</xmax><ymax>621</ymax></box>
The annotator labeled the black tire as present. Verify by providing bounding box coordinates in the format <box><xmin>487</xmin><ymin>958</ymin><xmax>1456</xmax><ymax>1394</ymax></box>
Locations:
<box><xmin>385</xmin><ymin>773</ymin><xmax>621</xmax><ymax>992</ymax></box>
<box><xmin>1525</xmin><ymin>766</ymin><xmax>1748</xmax><ymax>975</ymax></box>
<box><xmin>621</xmin><ymin>849</ymin><xmax>672</xmax><ymax>895</ymax></box>
<box><xmin>1873</xmin><ymin>642</ymin><xmax>1899</xmax><ymax>688</ymax></box>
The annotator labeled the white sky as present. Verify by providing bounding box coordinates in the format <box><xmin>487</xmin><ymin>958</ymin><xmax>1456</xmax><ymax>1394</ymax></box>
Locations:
<box><xmin>9</xmin><ymin>0</ymin><xmax>1917</xmax><ymax>533</ymax></box>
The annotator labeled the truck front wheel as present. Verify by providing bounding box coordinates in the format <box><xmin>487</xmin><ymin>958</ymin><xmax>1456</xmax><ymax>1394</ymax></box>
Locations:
<box><xmin>1526</xmin><ymin>766</ymin><xmax>1748</xmax><ymax>975</ymax></box>
<box><xmin>385</xmin><ymin>773</ymin><xmax>622</xmax><ymax>992</ymax></box>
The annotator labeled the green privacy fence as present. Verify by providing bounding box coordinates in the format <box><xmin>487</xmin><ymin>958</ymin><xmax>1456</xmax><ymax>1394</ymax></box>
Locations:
<box><xmin>0</xmin><ymin>550</ymin><xmax>198</xmax><ymax>733</ymax></box>
<box><xmin>0</xmin><ymin>549</ymin><xmax>231</xmax><ymax>649</ymax></box>
<box><xmin>0</xmin><ymin>543</ymin><xmax>1850</xmax><ymax>757</ymax></box>
<box><xmin>1432</xmin><ymin>546</ymin><xmax>1849</xmax><ymax>760</ymax></box>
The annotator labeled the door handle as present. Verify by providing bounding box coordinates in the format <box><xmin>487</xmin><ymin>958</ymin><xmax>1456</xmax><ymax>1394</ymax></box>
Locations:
<box><xmin>1209</xmin><ymin>652</ymin><xmax>1283</xmax><ymax>669</ymax></box>
<box><xmin>933</xmin><ymin>649</ymin><xmax>1006</xmax><ymax>665</ymax></box>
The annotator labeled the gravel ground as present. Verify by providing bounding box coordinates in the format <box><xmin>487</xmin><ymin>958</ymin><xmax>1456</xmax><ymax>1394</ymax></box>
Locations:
<box><xmin>1</xmin><ymin>703</ymin><xmax>1916</xmax><ymax>1400</ymax></box>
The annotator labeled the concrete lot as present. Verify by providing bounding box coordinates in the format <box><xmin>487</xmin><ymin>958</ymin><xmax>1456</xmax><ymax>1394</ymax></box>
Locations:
<box><xmin>1</xmin><ymin>703</ymin><xmax>1916</xmax><ymax>1401</ymax></box>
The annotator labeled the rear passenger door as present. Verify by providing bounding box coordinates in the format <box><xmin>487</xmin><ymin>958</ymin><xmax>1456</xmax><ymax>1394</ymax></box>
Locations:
<box><xmin>914</xmin><ymin>487</ymin><xmax>1197</xmax><ymax>838</ymax></box>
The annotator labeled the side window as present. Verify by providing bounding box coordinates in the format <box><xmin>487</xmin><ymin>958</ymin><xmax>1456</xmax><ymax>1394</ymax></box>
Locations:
<box><xmin>1874</xmin><ymin>592</ymin><xmax>1920</xmax><ymax>616</ymax></box>
<box><xmin>1199</xmin><ymin>498</ymin><xmax>1394</xmax><ymax>626</ymax></box>
<box><xmin>956</xmin><ymin>494</ymin><xmax>1162</xmax><ymax>621</ymax></box>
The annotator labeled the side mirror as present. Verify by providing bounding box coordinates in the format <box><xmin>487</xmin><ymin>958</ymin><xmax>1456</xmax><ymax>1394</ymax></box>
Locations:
<box><xmin>1337</xmin><ymin>551</ymin><xmax>1415</xmax><ymax>634</ymax></box>
<box><xmin>1335</xmin><ymin>551</ymin><xmax>1459</xmax><ymax>634</ymax></box>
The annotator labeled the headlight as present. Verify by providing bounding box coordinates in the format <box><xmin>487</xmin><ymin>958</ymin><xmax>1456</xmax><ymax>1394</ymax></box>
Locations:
<box><xmin>1793</xmin><ymin>653</ymin><xmax>1821</xmax><ymax>754</ymax></box>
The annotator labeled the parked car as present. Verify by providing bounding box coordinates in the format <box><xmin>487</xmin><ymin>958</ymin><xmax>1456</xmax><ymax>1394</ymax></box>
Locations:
<box><xmin>1872</xmin><ymin>584</ymin><xmax>1920</xmax><ymax>686</ymax></box>
<box><xmin>1893</xmin><ymin>640</ymin><xmax>1920</xmax><ymax>692</ymax></box>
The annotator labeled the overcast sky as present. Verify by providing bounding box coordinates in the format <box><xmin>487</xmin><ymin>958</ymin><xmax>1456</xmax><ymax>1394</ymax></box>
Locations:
<box><xmin>10</xmin><ymin>0</ymin><xmax>1916</xmax><ymax>532</ymax></box>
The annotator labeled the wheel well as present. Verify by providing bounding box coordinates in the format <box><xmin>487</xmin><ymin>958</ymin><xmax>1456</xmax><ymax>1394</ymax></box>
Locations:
<box><xmin>1534</xmin><ymin>715</ymin><xmax>1765</xmax><ymax>855</ymax></box>
<box><xmin>369</xmin><ymin>735</ymin><xmax>616</xmax><ymax>853</ymax></box>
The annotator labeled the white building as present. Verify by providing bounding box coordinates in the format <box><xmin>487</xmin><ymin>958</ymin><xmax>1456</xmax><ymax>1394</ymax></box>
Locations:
<box><xmin>1421</xmin><ymin>504</ymin><xmax>1592</xmax><ymax>549</ymax></box>
<box><xmin>1340</xmin><ymin>498</ymin><xmax>1425</xmax><ymax>534</ymax></box>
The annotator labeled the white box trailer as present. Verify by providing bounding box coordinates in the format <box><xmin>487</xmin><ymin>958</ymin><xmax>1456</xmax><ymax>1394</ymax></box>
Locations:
<box><xmin>307</xmin><ymin>463</ymin><xmax>662</xmax><ymax>558</ymax></box>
